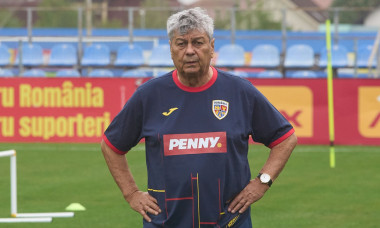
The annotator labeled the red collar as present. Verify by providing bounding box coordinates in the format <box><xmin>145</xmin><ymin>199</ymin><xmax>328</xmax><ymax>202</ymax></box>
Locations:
<box><xmin>172</xmin><ymin>67</ymin><xmax>217</xmax><ymax>92</ymax></box>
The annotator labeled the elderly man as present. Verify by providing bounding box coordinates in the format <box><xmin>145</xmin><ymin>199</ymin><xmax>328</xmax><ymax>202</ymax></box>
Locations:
<box><xmin>101</xmin><ymin>7</ymin><xmax>297</xmax><ymax>228</ymax></box>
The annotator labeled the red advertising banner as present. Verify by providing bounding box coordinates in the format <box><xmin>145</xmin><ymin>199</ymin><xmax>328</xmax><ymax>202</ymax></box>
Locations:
<box><xmin>0</xmin><ymin>78</ymin><xmax>379</xmax><ymax>145</ymax></box>
<box><xmin>0</xmin><ymin>78</ymin><xmax>147</xmax><ymax>143</ymax></box>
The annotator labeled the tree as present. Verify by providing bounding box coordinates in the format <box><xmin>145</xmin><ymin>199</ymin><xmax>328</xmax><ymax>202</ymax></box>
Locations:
<box><xmin>0</xmin><ymin>9</ymin><xmax>24</xmax><ymax>28</ymax></box>
<box><xmin>34</xmin><ymin>0</ymin><xmax>78</xmax><ymax>28</ymax></box>
<box><xmin>214</xmin><ymin>0</ymin><xmax>282</xmax><ymax>30</ymax></box>
<box><xmin>139</xmin><ymin>0</ymin><xmax>171</xmax><ymax>29</ymax></box>
<box><xmin>332</xmin><ymin>0</ymin><xmax>380</xmax><ymax>24</ymax></box>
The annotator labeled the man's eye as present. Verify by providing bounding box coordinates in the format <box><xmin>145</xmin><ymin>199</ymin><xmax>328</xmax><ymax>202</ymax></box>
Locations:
<box><xmin>177</xmin><ymin>42</ymin><xmax>185</xmax><ymax>47</ymax></box>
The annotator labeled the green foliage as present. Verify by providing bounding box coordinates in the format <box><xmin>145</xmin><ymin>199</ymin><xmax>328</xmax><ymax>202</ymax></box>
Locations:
<box><xmin>0</xmin><ymin>9</ymin><xmax>24</xmax><ymax>28</ymax></box>
<box><xmin>214</xmin><ymin>0</ymin><xmax>282</xmax><ymax>30</ymax></box>
<box><xmin>332</xmin><ymin>0</ymin><xmax>380</xmax><ymax>24</ymax></box>
<box><xmin>34</xmin><ymin>0</ymin><xmax>78</xmax><ymax>28</ymax></box>
<box><xmin>139</xmin><ymin>0</ymin><xmax>172</xmax><ymax>29</ymax></box>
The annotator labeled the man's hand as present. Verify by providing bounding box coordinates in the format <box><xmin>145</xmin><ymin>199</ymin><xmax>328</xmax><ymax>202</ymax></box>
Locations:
<box><xmin>228</xmin><ymin>178</ymin><xmax>269</xmax><ymax>214</ymax></box>
<box><xmin>127</xmin><ymin>191</ymin><xmax>162</xmax><ymax>222</ymax></box>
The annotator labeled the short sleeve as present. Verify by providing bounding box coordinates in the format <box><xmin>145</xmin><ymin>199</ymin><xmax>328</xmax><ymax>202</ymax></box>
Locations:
<box><xmin>250</xmin><ymin>86</ymin><xmax>294</xmax><ymax>148</ymax></box>
<box><xmin>103</xmin><ymin>89</ymin><xmax>143</xmax><ymax>154</ymax></box>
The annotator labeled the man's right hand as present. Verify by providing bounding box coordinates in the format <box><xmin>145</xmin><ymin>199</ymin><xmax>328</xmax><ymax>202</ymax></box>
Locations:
<box><xmin>127</xmin><ymin>191</ymin><xmax>162</xmax><ymax>222</ymax></box>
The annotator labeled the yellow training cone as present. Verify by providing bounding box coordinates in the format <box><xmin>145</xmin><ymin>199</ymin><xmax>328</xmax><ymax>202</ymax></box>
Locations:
<box><xmin>65</xmin><ymin>203</ymin><xmax>86</xmax><ymax>211</ymax></box>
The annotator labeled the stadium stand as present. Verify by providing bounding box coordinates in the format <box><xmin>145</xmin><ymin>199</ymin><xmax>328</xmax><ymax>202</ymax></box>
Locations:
<box><xmin>0</xmin><ymin>68</ymin><xmax>14</xmax><ymax>77</ymax></box>
<box><xmin>228</xmin><ymin>70</ymin><xmax>249</xmax><ymax>77</ymax></box>
<box><xmin>215</xmin><ymin>44</ymin><xmax>245</xmax><ymax>67</ymax></box>
<box><xmin>153</xmin><ymin>69</ymin><xmax>174</xmax><ymax>77</ymax></box>
<box><xmin>148</xmin><ymin>44</ymin><xmax>173</xmax><ymax>67</ymax></box>
<box><xmin>48</xmin><ymin>44</ymin><xmax>77</xmax><ymax>66</ymax></box>
<box><xmin>284</xmin><ymin>44</ymin><xmax>315</xmax><ymax>68</ymax></box>
<box><xmin>318</xmin><ymin>45</ymin><xmax>349</xmax><ymax>68</ymax></box>
<box><xmin>22</xmin><ymin>69</ymin><xmax>46</xmax><ymax>77</ymax></box>
<box><xmin>121</xmin><ymin>69</ymin><xmax>149</xmax><ymax>77</ymax></box>
<box><xmin>0</xmin><ymin>28</ymin><xmax>378</xmax><ymax>78</ymax></box>
<box><xmin>250</xmin><ymin>44</ymin><xmax>280</xmax><ymax>68</ymax></box>
<box><xmin>56</xmin><ymin>69</ymin><xmax>81</xmax><ymax>77</ymax></box>
<box><xmin>114</xmin><ymin>44</ymin><xmax>145</xmax><ymax>67</ymax></box>
<box><xmin>286</xmin><ymin>70</ymin><xmax>318</xmax><ymax>78</ymax></box>
<box><xmin>257</xmin><ymin>70</ymin><xmax>283</xmax><ymax>78</ymax></box>
<box><xmin>14</xmin><ymin>43</ymin><xmax>44</xmax><ymax>66</ymax></box>
<box><xmin>0</xmin><ymin>43</ymin><xmax>11</xmax><ymax>66</ymax></box>
<box><xmin>81</xmin><ymin>44</ymin><xmax>111</xmax><ymax>66</ymax></box>
<box><xmin>88</xmin><ymin>69</ymin><xmax>114</xmax><ymax>77</ymax></box>
<box><xmin>356</xmin><ymin>44</ymin><xmax>377</xmax><ymax>68</ymax></box>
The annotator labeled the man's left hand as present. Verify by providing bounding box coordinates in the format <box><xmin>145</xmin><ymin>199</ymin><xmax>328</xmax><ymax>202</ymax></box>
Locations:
<box><xmin>228</xmin><ymin>178</ymin><xmax>269</xmax><ymax>214</ymax></box>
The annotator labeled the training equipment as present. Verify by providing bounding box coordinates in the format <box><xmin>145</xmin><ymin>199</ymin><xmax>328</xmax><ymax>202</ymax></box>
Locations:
<box><xmin>325</xmin><ymin>20</ymin><xmax>336</xmax><ymax>168</ymax></box>
<box><xmin>66</xmin><ymin>203</ymin><xmax>86</xmax><ymax>211</ymax></box>
<box><xmin>0</xmin><ymin>150</ymin><xmax>74</xmax><ymax>223</ymax></box>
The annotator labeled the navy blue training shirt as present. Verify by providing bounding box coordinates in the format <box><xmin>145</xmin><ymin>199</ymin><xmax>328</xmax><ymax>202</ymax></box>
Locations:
<box><xmin>103</xmin><ymin>67</ymin><xmax>294</xmax><ymax>228</ymax></box>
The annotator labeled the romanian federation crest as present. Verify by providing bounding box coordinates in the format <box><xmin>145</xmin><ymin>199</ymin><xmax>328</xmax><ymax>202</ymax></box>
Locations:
<box><xmin>212</xmin><ymin>100</ymin><xmax>229</xmax><ymax>120</ymax></box>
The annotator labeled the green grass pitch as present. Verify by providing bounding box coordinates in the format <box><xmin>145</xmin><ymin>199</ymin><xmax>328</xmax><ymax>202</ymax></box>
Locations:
<box><xmin>0</xmin><ymin>143</ymin><xmax>379</xmax><ymax>227</ymax></box>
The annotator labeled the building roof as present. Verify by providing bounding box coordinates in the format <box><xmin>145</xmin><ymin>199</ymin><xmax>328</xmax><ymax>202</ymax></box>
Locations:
<box><xmin>290</xmin><ymin>0</ymin><xmax>329</xmax><ymax>22</ymax></box>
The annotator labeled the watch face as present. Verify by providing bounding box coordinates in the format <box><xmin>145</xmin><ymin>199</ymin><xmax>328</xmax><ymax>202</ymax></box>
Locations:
<box><xmin>260</xmin><ymin>173</ymin><xmax>271</xmax><ymax>183</ymax></box>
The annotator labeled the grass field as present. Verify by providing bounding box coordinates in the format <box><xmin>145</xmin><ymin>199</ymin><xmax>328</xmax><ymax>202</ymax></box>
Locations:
<box><xmin>0</xmin><ymin>143</ymin><xmax>379</xmax><ymax>228</ymax></box>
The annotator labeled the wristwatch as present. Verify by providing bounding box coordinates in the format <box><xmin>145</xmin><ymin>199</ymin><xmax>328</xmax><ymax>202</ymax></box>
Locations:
<box><xmin>257</xmin><ymin>173</ymin><xmax>273</xmax><ymax>187</ymax></box>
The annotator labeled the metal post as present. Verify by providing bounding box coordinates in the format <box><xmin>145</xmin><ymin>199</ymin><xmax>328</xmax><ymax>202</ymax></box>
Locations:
<box><xmin>78</xmin><ymin>7</ymin><xmax>83</xmax><ymax>70</ymax></box>
<box><xmin>353</xmin><ymin>38</ymin><xmax>358</xmax><ymax>78</ymax></box>
<box><xmin>333</xmin><ymin>9</ymin><xmax>339</xmax><ymax>45</ymax></box>
<box><xmin>27</xmin><ymin>8</ymin><xmax>32</xmax><ymax>44</ymax></box>
<box><xmin>140</xmin><ymin>9</ymin><xmax>146</xmax><ymax>29</ymax></box>
<box><xmin>281</xmin><ymin>8</ymin><xmax>287</xmax><ymax>56</ymax></box>
<box><xmin>281</xmin><ymin>8</ymin><xmax>287</xmax><ymax>77</ymax></box>
<box><xmin>376</xmin><ymin>45</ymin><xmax>380</xmax><ymax>78</ymax></box>
<box><xmin>10</xmin><ymin>153</ymin><xmax>17</xmax><ymax>217</ymax></box>
<box><xmin>128</xmin><ymin>8</ymin><xmax>134</xmax><ymax>44</ymax></box>
<box><xmin>18</xmin><ymin>40</ymin><xmax>23</xmax><ymax>76</ymax></box>
<box><xmin>86</xmin><ymin>0</ymin><xmax>92</xmax><ymax>37</ymax></box>
<box><xmin>230</xmin><ymin>7</ymin><xmax>236</xmax><ymax>44</ymax></box>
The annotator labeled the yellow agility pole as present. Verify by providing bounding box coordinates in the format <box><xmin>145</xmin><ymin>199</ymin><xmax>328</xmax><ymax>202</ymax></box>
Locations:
<box><xmin>325</xmin><ymin>19</ymin><xmax>336</xmax><ymax>168</ymax></box>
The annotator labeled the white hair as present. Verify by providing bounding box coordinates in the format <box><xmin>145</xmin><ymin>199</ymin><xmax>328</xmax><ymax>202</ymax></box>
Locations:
<box><xmin>167</xmin><ymin>7</ymin><xmax>214</xmax><ymax>41</ymax></box>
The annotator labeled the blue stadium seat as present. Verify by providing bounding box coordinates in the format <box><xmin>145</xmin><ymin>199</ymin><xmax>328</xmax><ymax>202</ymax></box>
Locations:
<box><xmin>114</xmin><ymin>44</ymin><xmax>145</xmax><ymax>67</ymax></box>
<box><xmin>250</xmin><ymin>44</ymin><xmax>280</xmax><ymax>68</ymax></box>
<box><xmin>88</xmin><ymin>69</ymin><xmax>114</xmax><ymax>77</ymax></box>
<box><xmin>148</xmin><ymin>45</ymin><xmax>173</xmax><ymax>67</ymax></box>
<box><xmin>0</xmin><ymin>43</ymin><xmax>11</xmax><ymax>66</ymax></box>
<box><xmin>286</xmin><ymin>70</ymin><xmax>318</xmax><ymax>78</ymax></box>
<box><xmin>215</xmin><ymin>44</ymin><xmax>245</xmax><ymax>67</ymax></box>
<box><xmin>284</xmin><ymin>44</ymin><xmax>315</xmax><ymax>68</ymax></box>
<box><xmin>56</xmin><ymin>69</ymin><xmax>81</xmax><ymax>77</ymax></box>
<box><xmin>319</xmin><ymin>45</ymin><xmax>349</xmax><ymax>68</ymax></box>
<box><xmin>229</xmin><ymin>70</ymin><xmax>249</xmax><ymax>77</ymax></box>
<box><xmin>337</xmin><ymin>69</ymin><xmax>369</xmax><ymax>78</ymax></box>
<box><xmin>0</xmin><ymin>68</ymin><xmax>14</xmax><ymax>77</ymax></box>
<box><xmin>81</xmin><ymin>44</ymin><xmax>111</xmax><ymax>66</ymax></box>
<box><xmin>49</xmin><ymin>44</ymin><xmax>77</xmax><ymax>66</ymax></box>
<box><xmin>121</xmin><ymin>69</ymin><xmax>149</xmax><ymax>77</ymax></box>
<box><xmin>356</xmin><ymin>45</ymin><xmax>377</xmax><ymax>68</ymax></box>
<box><xmin>22</xmin><ymin>69</ymin><xmax>46</xmax><ymax>77</ymax></box>
<box><xmin>257</xmin><ymin>70</ymin><xmax>283</xmax><ymax>78</ymax></box>
<box><xmin>153</xmin><ymin>69</ymin><xmax>173</xmax><ymax>77</ymax></box>
<box><xmin>15</xmin><ymin>43</ymin><xmax>44</xmax><ymax>66</ymax></box>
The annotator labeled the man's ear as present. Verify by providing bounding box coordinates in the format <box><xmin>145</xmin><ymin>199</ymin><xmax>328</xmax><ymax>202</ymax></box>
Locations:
<box><xmin>211</xmin><ymin>38</ymin><xmax>215</xmax><ymax>58</ymax></box>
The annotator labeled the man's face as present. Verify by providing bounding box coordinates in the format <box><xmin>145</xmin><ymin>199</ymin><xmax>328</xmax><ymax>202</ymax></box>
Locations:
<box><xmin>170</xmin><ymin>29</ymin><xmax>215</xmax><ymax>77</ymax></box>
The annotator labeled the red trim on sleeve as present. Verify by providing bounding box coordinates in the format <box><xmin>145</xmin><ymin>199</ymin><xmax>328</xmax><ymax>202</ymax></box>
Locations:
<box><xmin>172</xmin><ymin>66</ymin><xmax>217</xmax><ymax>92</ymax></box>
<box><xmin>268</xmin><ymin>128</ymin><xmax>295</xmax><ymax>148</ymax></box>
<box><xmin>102</xmin><ymin>134</ymin><xmax>127</xmax><ymax>155</ymax></box>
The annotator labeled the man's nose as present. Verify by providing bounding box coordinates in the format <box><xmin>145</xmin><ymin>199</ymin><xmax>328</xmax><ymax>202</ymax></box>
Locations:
<box><xmin>185</xmin><ymin>44</ymin><xmax>195</xmax><ymax>54</ymax></box>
